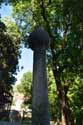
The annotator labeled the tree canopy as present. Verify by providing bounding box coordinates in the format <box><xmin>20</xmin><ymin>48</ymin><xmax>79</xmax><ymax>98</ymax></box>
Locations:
<box><xmin>11</xmin><ymin>1</ymin><xmax>83</xmax><ymax>124</ymax></box>
<box><xmin>16</xmin><ymin>72</ymin><xmax>32</xmax><ymax>109</ymax></box>
<box><xmin>0</xmin><ymin>19</ymin><xmax>21</xmax><ymax>110</ymax></box>
<box><xmin>9</xmin><ymin>0</ymin><xmax>83</xmax><ymax>124</ymax></box>
<box><xmin>0</xmin><ymin>0</ymin><xmax>83</xmax><ymax>124</ymax></box>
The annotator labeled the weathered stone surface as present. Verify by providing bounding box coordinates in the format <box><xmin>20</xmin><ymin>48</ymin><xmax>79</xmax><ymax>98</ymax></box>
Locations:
<box><xmin>0</xmin><ymin>121</ymin><xmax>21</xmax><ymax>125</ymax></box>
<box><xmin>29</xmin><ymin>27</ymin><xmax>50</xmax><ymax>125</ymax></box>
<box><xmin>28</xmin><ymin>27</ymin><xmax>50</xmax><ymax>50</ymax></box>
<box><xmin>0</xmin><ymin>121</ymin><xmax>31</xmax><ymax>125</ymax></box>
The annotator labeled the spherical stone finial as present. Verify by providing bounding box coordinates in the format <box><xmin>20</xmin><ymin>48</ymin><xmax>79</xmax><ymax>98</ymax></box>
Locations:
<box><xmin>28</xmin><ymin>27</ymin><xmax>50</xmax><ymax>50</ymax></box>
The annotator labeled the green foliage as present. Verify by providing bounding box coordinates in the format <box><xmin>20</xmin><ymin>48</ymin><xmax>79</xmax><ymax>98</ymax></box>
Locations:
<box><xmin>10</xmin><ymin>0</ymin><xmax>83</xmax><ymax>75</ymax></box>
<box><xmin>68</xmin><ymin>77</ymin><xmax>83</xmax><ymax>117</ymax></box>
<box><xmin>16</xmin><ymin>70</ymin><xmax>60</xmax><ymax>120</ymax></box>
<box><xmin>48</xmin><ymin>69</ymin><xmax>60</xmax><ymax>121</ymax></box>
<box><xmin>0</xmin><ymin>32</ymin><xmax>20</xmax><ymax>77</ymax></box>
<box><xmin>17</xmin><ymin>72</ymin><xmax>32</xmax><ymax>96</ymax></box>
<box><xmin>6</xmin><ymin>0</ymin><xmax>83</xmax><ymax>123</ymax></box>
<box><xmin>2</xmin><ymin>17</ymin><xmax>21</xmax><ymax>40</ymax></box>
<box><xmin>0</xmin><ymin>20</ymin><xmax>21</xmax><ymax>110</ymax></box>
<box><xmin>16</xmin><ymin>72</ymin><xmax>32</xmax><ymax>108</ymax></box>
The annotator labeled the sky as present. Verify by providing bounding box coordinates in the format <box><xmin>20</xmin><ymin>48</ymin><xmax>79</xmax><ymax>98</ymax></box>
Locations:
<box><xmin>0</xmin><ymin>4</ymin><xmax>33</xmax><ymax>83</ymax></box>
<box><xmin>16</xmin><ymin>47</ymin><xmax>33</xmax><ymax>83</ymax></box>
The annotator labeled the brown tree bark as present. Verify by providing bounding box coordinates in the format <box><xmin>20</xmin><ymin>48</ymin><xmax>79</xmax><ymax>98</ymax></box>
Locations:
<box><xmin>51</xmin><ymin>51</ymin><xmax>70</xmax><ymax>125</ymax></box>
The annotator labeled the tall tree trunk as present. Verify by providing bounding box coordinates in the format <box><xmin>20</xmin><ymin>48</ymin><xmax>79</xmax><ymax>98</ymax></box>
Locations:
<box><xmin>61</xmin><ymin>96</ymin><xmax>69</xmax><ymax>125</ymax></box>
<box><xmin>53</xmin><ymin>69</ymin><xmax>74</xmax><ymax>125</ymax></box>
<box><xmin>51</xmin><ymin>55</ymin><xmax>70</xmax><ymax>125</ymax></box>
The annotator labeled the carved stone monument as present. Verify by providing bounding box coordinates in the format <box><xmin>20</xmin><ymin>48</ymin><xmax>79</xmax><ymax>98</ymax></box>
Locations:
<box><xmin>29</xmin><ymin>27</ymin><xmax>50</xmax><ymax>125</ymax></box>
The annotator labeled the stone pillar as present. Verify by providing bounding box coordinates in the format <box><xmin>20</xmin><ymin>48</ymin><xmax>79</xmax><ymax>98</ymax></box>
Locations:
<box><xmin>29</xmin><ymin>27</ymin><xmax>50</xmax><ymax>125</ymax></box>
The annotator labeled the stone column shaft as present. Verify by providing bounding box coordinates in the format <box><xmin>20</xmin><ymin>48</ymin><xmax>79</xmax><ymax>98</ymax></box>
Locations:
<box><xmin>32</xmin><ymin>48</ymin><xmax>50</xmax><ymax>125</ymax></box>
<box><xmin>28</xmin><ymin>27</ymin><xmax>50</xmax><ymax>125</ymax></box>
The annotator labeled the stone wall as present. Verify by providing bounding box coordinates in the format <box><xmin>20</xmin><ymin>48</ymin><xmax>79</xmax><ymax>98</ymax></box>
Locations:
<box><xmin>0</xmin><ymin>121</ymin><xmax>24</xmax><ymax>125</ymax></box>
<box><xmin>0</xmin><ymin>121</ymin><xmax>20</xmax><ymax>125</ymax></box>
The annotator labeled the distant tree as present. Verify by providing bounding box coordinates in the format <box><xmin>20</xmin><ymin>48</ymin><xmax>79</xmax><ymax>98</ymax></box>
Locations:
<box><xmin>16</xmin><ymin>72</ymin><xmax>32</xmax><ymax>109</ymax></box>
<box><xmin>10</xmin><ymin>1</ymin><xmax>83</xmax><ymax>124</ymax></box>
<box><xmin>2</xmin><ymin>17</ymin><xmax>21</xmax><ymax>39</ymax></box>
<box><xmin>1</xmin><ymin>0</ymin><xmax>83</xmax><ymax>124</ymax></box>
<box><xmin>0</xmin><ymin>20</ymin><xmax>21</xmax><ymax>110</ymax></box>
<box><xmin>48</xmin><ymin>68</ymin><xmax>60</xmax><ymax>121</ymax></box>
<box><xmin>68</xmin><ymin>77</ymin><xmax>83</xmax><ymax>125</ymax></box>
<box><xmin>16</xmin><ymin>70</ymin><xmax>60</xmax><ymax>122</ymax></box>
